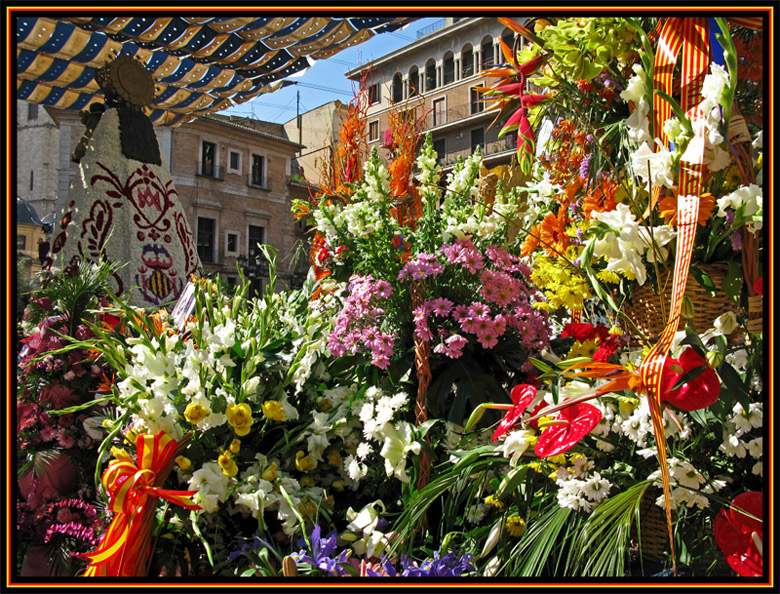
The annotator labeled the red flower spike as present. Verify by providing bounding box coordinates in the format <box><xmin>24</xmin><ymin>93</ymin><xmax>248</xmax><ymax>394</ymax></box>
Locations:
<box><xmin>714</xmin><ymin>491</ymin><xmax>763</xmax><ymax>577</ymax></box>
<box><xmin>521</xmin><ymin>93</ymin><xmax>551</xmax><ymax>108</ymax></box>
<box><xmin>661</xmin><ymin>347</ymin><xmax>721</xmax><ymax>411</ymax></box>
<box><xmin>534</xmin><ymin>402</ymin><xmax>602</xmax><ymax>458</ymax></box>
<box><xmin>492</xmin><ymin>384</ymin><xmax>537</xmax><ymax>441</ymax></box>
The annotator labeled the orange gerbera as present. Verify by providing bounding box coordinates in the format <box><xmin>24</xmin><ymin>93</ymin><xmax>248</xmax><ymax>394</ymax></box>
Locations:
<box><xmin>539</xmin><ymin>208</ymin><xmax>570</xmax><ymax>257</ymax></box>
<box><xmin>658</xmin><ymin>192</ymin><xmax>717</xmax><ymax>227</ymax></box>
<box><xmin>582</xmin><ymin>178</ymin><xmax>619</xmax><ymax>219</ymax></box>
<box><xmin>521</xmin><ymin>224</ymin><xmax>541</xmax><ymax>258</ymax></box>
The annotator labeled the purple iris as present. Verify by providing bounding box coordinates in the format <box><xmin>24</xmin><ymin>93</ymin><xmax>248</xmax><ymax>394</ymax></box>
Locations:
<box><xmin>290</xmin><ymin>524</ymin><xmax>350</xmax><ymax>576</ymax></box>
<box><xmin>367</xmin><ymin>550</ymin><xmax>474</xmax><ymax>577</ymax></box>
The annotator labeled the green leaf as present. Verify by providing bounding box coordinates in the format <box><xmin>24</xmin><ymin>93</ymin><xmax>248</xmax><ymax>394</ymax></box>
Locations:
<box><xmin>689</xmin><ymin>265</ymin><xmax>718</xmax><ymax>297</ymax></box>
<box><xmin>717</xmin><ymin>360</ymin><xmax>752</xmax><ymax>410</ymax></box>
<box><xmin>723</xmin><ymin>260</ymin><xmax>744</xmax><ymax>301</ymax></box>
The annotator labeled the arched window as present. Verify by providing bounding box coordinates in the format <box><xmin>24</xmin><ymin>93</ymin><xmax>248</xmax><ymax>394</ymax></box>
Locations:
<box><xmin>442</xmin><ymin>51</ymin><xmax>455</xmax><ymax>85</ymax></box>
<box><xmin>392</xmin><ymin>72</ymin><xmax>404</xmax><ymax>103</ymax></box>
<box><xmin>480</xmin><ymin>36</ymin><xmax>495</xmax><ymax>69</ymax></box>
<box><xmin>408</xmin><ymin>66</ymin><xmax>420</xmax><ymax>97</ymax></box>
<box><xmin>461</xmin><ymin>44</ymin><xmax>474</xmax><ymax>78</ymax></box>
<box><xmin>425</xmin><ymin>58</ymin><xmax>437</xmax><ymax>92</ymax></box>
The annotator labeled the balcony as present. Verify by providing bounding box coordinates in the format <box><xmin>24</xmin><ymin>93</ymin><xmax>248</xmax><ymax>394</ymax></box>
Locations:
<box><xmin>196</xmin><ymin>162</ymin><xmax>224</xmax><ymax>180</ymax></box>
<box><xmin>423</xmin><ymin>101</ymin><xmax>490</xmax><ymax>131</ymax></box>
<box><xmin>439</xmin><ymin>136</ymin><xmax>517</xmax><ymax>169</ymax></box>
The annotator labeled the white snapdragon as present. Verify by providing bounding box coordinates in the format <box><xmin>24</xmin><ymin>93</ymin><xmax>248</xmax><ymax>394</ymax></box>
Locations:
<box><xmin>631</xmin><ymin>141</ymin><xmax>676</xmax><ymax>190</ymax></box>
<box><xmin>716</xmin><ymin>184</ymin><xmax>763</xmax><ymax>233</ymax></box>
<box><xmin>189</xmin><ymin>461</ymin><xmax>230</xmax><ymax>513</ymax></box>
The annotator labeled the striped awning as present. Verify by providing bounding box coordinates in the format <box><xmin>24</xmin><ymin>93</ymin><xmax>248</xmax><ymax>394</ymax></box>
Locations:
<box><xmin>14</xmin><ymin>15</ymin><xmax>415</xmax><ymax>126</ymax></box>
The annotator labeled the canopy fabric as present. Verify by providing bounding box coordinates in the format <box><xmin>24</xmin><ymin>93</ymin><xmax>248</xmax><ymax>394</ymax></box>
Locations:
<box><xmin>15</xmin><ymin>15</ymin><xmax>415</xmax><ymax>126</ymax></box>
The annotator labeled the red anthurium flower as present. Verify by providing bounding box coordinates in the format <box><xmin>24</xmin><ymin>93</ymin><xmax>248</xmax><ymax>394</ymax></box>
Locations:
<box><xmin>534</xmin><ymin>402</ymin><xmax>602</xmax><ymax>458</ymax></box>
<box><xmin>714</xmin><ymin>491</ymin><xmax>763</xmax><ymax>577</ymax></box>
<box><xmin>492</xmin><ymin>384</ymin><xmax>537</xmax><ymax>441</ymax></box>
<box><xmin>661</xmin><ymin>347</ymin><xmax>721</xmax><ymax>411</ymax></box>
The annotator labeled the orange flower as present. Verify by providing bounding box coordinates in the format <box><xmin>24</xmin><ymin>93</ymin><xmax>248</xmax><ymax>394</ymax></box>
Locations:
<box><xmin>521</xmin><ymin>225</ymin><xmax>541</xmax><ymax>258</ymax></box>
<box><xmin>539</xmin><ymin>208</ymin><xmax>570</xmax><ymax>257</ymax></box>
<box><xmin>659</xmin><ymin>192</ymin><xmax>716</xmax><ymax>226</ymax></box>
<box><xmin>582</xmin><ymin>178</ymin><xmax>619</xmax><ymax>219</ymax></box>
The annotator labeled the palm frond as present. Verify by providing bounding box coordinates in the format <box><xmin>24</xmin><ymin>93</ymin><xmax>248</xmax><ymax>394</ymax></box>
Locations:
<box><xmin>567</xmin><ymin>480</ymin><xmax>650</xmax><ymax>576</ymax></box>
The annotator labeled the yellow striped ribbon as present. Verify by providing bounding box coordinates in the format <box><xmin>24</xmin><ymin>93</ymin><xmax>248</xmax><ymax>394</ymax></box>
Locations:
<box><xmin>640</xmin><ymin>16</ymin><xmax>710</xmax><ymax>575</ymax></box>
<box><xmin>84</xmin><ymin>433</ymin><xmax>200</xmax><ymax>576</ymax></box>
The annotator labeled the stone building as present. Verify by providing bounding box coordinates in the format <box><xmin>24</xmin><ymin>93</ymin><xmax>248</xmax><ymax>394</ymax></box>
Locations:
<box><xmin>15</xmin><ymin>101</ymin><xmax>60</xmax><ymax>221</ymax></box>
<box><xmin>345</xmin><ymin>16</ymin><xmax>526</xmax><ymax>173</ymax></box>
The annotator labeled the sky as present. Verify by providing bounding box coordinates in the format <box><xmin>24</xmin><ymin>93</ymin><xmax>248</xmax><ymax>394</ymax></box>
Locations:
<box><xmin>219</xmin><ymin>17</ymin><xmax>442</xmax><ymax>125</ymax></box>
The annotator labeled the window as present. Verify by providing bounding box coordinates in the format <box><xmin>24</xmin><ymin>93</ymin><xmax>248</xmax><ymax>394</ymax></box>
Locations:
<box><xmin>368</xmin><ymin>82</ymin><xmax>381</xmax><ymax>105</ymax></box>
<box><xmin>368</xmin><ymin>120</ymin><xmax>380</xmax><ymax>142</ymax></box>
<box><xmin>408</xmin><ymin>67</ymin><xmax>420</xmax><ymax>97</ymax></box>
<box><xmin>481</xmin><ymin>39</ymin><xmax>495</xmax><ymax>68</ymax></box>
<box><xmin>250</xmin><ymin>154</ymin><xmax>265</xmax><ymax>187</ymax></box>
<box><xmin>247</xmin><ymin>225</ymin><xmax>265</xmax><ymax>261</ymax></box>
<box><xmin>226</xmin><ymin>231</ymin><xmax>239</xmax><ymax>255</ymax></box>
<box><xmin>228</xmin><ymin>149</ymin><xmax>242</xmax><ymax>174</ymax></box>
<box><xmin>442</xmin><ymin>54</ymin><xmax>455</xmax><ymax>85</ymax></box>
<box><xmin>17</xmin><ymin>235</ymin><xmax>26</xmax><ymax>250</ymax></box>
<box><xmin>27</xmin><ymin>103</ymin><xmax>38</xmax><ymax>120</ymax></box>
<box><xmin>471</xmin><ymin>128</ymin><xmax>485</xmax><ymax>152</ymax></box>
<box><xmin>201</xmin><ymin>141</ymin><xmax>216</xmax><ymax>177</ymax></box>
<box><xmin>432</xmin><ymin>138</ymin><xmax>445</xmax><ymax>163</ymax></box>
<box><xmin>197</xmin><ymin>217</ymin><xmax>216</xmax><ymax>263</ymax></box>
<box><xmin>433</xmin><ymin>98</ymin><xmax>446</xmax><ymax>127</ymax></box>
<box><xmin>470</xmin><ymin>87</ymin><xmax>485</xmax><ymax>114</ymax></box>
<box><xmin>392</xmin><ymin>73</ymin><xmax>404</xmax><ymax>103</ymax></box>
<box><xmin>461</xmin><ymin>47</ymin><xmax>474</xmax><ymax>78</ymax></box>
<box><xmin>425</xmin><ymin>61</ymin><xmax>437</xmax><ymax>92</ymax></box>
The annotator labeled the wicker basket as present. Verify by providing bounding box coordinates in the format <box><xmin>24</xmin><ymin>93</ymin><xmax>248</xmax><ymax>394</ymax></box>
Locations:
<box><xmin>631</xmin><ymin>488</ymin><xmax>671</xmax><ymax>563</ymax></box>
<box><xmin>623</xmin><ymin>263</ymin><xmax>737</xmax><ymax>341</ymax></box>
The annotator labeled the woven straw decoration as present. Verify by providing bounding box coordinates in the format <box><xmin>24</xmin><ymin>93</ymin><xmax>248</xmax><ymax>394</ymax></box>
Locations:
<box><xmin>412</xmin><ymin>280</ymin><xmax>432</xmax><ymax>493</ymax></box>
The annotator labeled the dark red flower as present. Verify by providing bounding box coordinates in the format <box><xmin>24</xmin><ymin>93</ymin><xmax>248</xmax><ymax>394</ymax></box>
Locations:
<box><xmin>661</xmin><ymin>347</ymin><xmax>721</xmax><ymax>411</ymax></box>
<box><xmin>752</xmin><ymin>276</ymin><xmax>762</xmax><ymax>296</ymax></box>
<box><xmin>561</xmin><ymin>322</ymin><xmax>598</xmax><ymax>342</ymax></box>
<box><xmin>492</xmin><ymin>384</ymin><xmax>537</xmax><ymax>441</ymax></box>
<box><xmin>534</xmin><ymin>402</ymin><xmax>602</xmax><ymax>458</ymax></box>
<box><xmin>714</xmin><ymin>491</ymin><xmax>763</xmax><ymax>577</ymax></box>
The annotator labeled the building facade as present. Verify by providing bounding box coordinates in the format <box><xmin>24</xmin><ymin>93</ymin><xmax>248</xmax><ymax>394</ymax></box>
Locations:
<box><xmin>346</xmin><ymin>17</ymin><xmax>526</xmax><ymax>173</ymax></box>
<box><xmin>17</xmin><ymin>101</ymin><xmax>308</xmax><ymax>295</ymax></box>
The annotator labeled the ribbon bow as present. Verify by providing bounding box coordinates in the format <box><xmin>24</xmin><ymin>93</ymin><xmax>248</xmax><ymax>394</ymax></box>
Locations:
<box><xmin>85</xmin><ymin>432</ymin><xmax>200</xmax><ymax>577</ymax></box>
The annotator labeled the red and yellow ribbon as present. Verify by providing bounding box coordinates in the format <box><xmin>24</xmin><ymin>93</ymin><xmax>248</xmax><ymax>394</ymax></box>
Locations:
<box><xmin>84</xmin><ymin>433</ymin><xmax>200</xmax><ymax>577</ymax></box>
<box><xmin>640</xmin><ymin>17</ymin><xmax>712</xmax><ymax>575</ymax></box>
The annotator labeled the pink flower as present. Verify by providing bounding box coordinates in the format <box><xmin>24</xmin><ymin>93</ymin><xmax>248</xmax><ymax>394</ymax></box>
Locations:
<box><xmin>56</xmin><ymin>428</ymin><xmax>76</xmax><ymax>449</ymax></box>
<box><xmin>40</xmin><ymin>425</ymin><xmax>57</xmax><ymax>442</ymax></box>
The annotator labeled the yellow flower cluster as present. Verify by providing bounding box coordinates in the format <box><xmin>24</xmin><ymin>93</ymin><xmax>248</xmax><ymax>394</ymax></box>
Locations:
<box><xmin>506</xmin><ymin>516</ymin><xmax>526</xmax><ymax>538</ymax></box>
<box><xmin>530</xmin><ymin>254</ymin><xmax>592</xmax><ymax>312</ymax></box>
<box><xmin>484</xmin><ymin>494</ymin><xmax>504</xmax><ymax>511</ymax></box>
